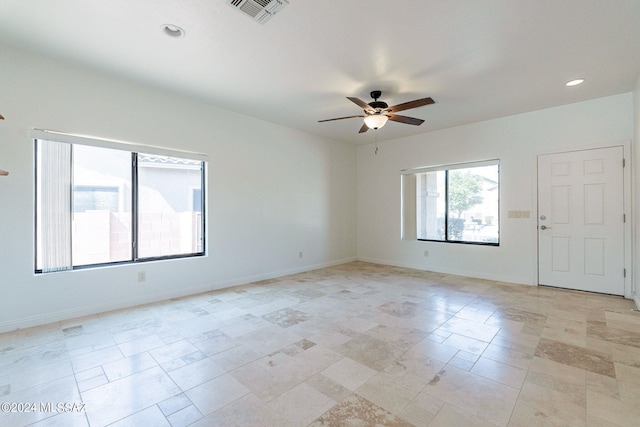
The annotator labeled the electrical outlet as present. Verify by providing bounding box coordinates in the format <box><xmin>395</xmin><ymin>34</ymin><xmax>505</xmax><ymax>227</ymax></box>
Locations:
<box><xmin>138</xmin><ymin>271</ymin><xmax>146</xmax><ymax>282</ymax></box>
<box><xmin>299</xmin><ymin>251</ymin><xmax>303</xmax><ymax>258</ymax></box>
<box><xmin>423</xmin><ymin>250</ymin><xmax>429</xmax><ymax>257</ymax></box>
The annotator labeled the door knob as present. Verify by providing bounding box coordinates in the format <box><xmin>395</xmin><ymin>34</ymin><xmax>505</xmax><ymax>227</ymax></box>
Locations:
<box><xmin>540</xmin><ymin>225</ymin><xmax>551</xmax><ymax>230</ymax></box>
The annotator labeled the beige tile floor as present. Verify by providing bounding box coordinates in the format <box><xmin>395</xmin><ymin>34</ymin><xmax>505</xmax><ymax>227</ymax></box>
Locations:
<box><xmin>1</xmin><ymin>261</ymin><xmax>640</xmax><ymax>426</ymax></box>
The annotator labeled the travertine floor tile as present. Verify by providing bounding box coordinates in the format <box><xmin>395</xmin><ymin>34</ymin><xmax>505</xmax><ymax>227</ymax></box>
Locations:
<box><xmin>306</xmin><ymin>373</ymin><xmax>352</xmax><ymax>402</ymax></box>
<box><xmin>267</xmin><ymin>382</ymin><xmax>335</xmax><ymax>426</ymax></box>
<box><xmin>421</xmin><ymin>365</ymin><xmax>519</xmax><ymax>425</ymax></box>
<box><xmin>190</xmin><ymin>393</ymin><xmax>292</xmax><ymax>427</ymax></box>
<box><xmin>166</xmin><ymin>404</ymin><xmax>203</xmax><ymax>427</ymax></box>
<box><xmin>613</xmin><ymin>362</ymin><xmax>640</xmax><ymax>402</ymax></box>
<box><xmin>513</xmin><ymin>380</ymin><xmax>586</xmax><ymax>424</ymax></box>
<box><xmin>116</xmin><ymin>334</ymin><xmax>165</xmax><ymax>357</ymax></box>
<box><xmin>438</xmin><ymin>316</ymin><xmax>500</xmax><ymax>342</ymax></box>
<box><xmin>167</xmin><ymin>356</ymin><xmax>226</xmax><ymax>391</ymax></box>
<box><xmin>309</xmin><ymin>394</ymin><xmax>413</xmax><ymax>427</ymax></box>
<box><xmin>0</xmin><ymin>261</ymin><xmax>637</xmax><ymax>427</ymax></box>
<box><xmin>399</xmin><ymin>391</ymin><xmax>444</xmax><ymax>427</ymax></box>
<box><xmin>587</xmin><ymin>389</ymin><xmax>640</xmax><ymax>426</ymax></box>
<box><xmin>101</xmin><ymin>352</ymin><xmax>157</xmax><ymax>381</ymax></box>
<box><xmin>109</xmin><ymin>405</ymin><xmax>170</xmax><ymax>427</ymax></box>
<box><xmin>1</xmin><ymin>376</ymin><xmax>81</xmax><ymax>426</ymax></box>
<box><xmin>481</xmin><ymin>343</ymin><xmax>533</xmax><ymax>370</ymax></box>
<box><xmin>7</xmin><ymin>359</ymin><xmax>74</xmax><ymax>393</ymax></box>
<box><xmin>356</xmin><ymin>370</ymin><xmax>426</xmax><ymax>415</ymax></box>
<box><xmin>471</xmin><ymin>356</ymin><xmax>527</xmax><ymax>389</ymax></box>
<box><xmin>81</xmin><ymin>366</ymin><xmax>180</xmax><ymax>426</ymax></box>
<box><xmin>429</xmin><ymin>404</ymin><xmax>496</xmax><ymax>427</ymax></box>
<box><xmin>321</xmin><ymin>356</ymin><xmax>377</xmax><ymax>391</ymax></box>
<box><xmin>334</xmin><ymin>334</ymin><xmax>404</xmax><ymax>371</ymax></box>
<box><xmin>441</xmin><ymin>332</ymin><xmax>489</xmax><ymax>355</ymax></box>
<box><xmin>185</xmin><ymin>373</ymin><xmax>250</xmax><ymax>416</ymax></box>
<box><xmin>535</xmin><ymin>338</ymin><xmax>615</xmax><ymax>377</ymax></box>
<box><xmin>526</xmin><ymin>356</ymin><xmax>586</xmax><ymax>407</ymax></box>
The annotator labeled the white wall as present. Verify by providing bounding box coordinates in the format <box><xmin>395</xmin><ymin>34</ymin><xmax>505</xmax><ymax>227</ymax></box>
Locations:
<box><xmin>0</xmin><ymin>46</ymin><xmax>357</xmax><ymax>332</ymax></box>
<box><xmin>357</xmin><ymin>93</ymin><xmax>634</xmax><ymax>287</ymax></box>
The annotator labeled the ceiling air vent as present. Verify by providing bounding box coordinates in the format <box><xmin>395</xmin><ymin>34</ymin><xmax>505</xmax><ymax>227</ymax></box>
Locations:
<box><xmin>225</xmin><ymin>0</ymin><xmax>289</xmax><ymax>24</ymax></box>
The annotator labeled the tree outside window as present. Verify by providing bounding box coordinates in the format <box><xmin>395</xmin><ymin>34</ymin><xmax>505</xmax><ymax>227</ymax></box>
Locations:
<box><xmin>410</xmin><ymin>162</ymin><xmax>499</xmax><ymax>245</ymax></box>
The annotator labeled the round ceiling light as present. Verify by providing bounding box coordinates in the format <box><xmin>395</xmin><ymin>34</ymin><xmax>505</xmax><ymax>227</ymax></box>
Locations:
<box><xmin>565</xmin><ymin>78</ymin><xmax>585</xmax><ymax>87</ymax></box>
<box><xmin>162</xmin><ymin>24</ymin><xmax>185</xmax><ymax>38</ymax></box>
<box><xmin>363</xmin><ymin>114</ymin><xmax>389</xmax><ymax>130</ymax></box>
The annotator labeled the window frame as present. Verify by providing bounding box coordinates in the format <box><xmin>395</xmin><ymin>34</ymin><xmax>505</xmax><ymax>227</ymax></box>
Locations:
<box><xmin>401</xmin><ymin>159</ymin><xmax>500</xmax><ymax>246</ymax></box>
<box><xmin>33</xmin><ymin>129</ymin><xmax>207</xmax><ymax>273</ymax></box>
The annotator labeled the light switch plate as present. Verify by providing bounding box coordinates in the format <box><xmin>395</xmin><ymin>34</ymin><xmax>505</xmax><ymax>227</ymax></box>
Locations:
<box><xmin>508</xmin><ymin>210</ymin><xmax>531</xmax><ymax>218</ymax></box>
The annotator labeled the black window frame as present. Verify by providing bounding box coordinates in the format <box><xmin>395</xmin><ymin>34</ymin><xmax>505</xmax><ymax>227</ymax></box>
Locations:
<box><xmin>34</xmin><ymin>140</ymin><xmax>206</xmax><ymax>273</ymax></box>
<box><xmin>402</xmin><ymin>160</ymin><xmax>500</xmax><ymax>247</ymax></box>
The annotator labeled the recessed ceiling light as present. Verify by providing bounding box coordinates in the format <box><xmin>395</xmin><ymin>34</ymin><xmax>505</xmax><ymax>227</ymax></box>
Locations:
<box><xmin>565</xmin><ymin>78</ymin><xmax>585</xmax><ymax>87</ymax></box>
<box><xmin>162</xmin><ymin>24</ymin><xmax>185</xmax><ymax>38</ymax></box>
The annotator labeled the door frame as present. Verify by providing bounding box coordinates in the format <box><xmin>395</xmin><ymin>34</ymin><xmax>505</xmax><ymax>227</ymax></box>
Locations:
<box><xmin>536</xmin><ymin>141</ymin><xmax>632</xmax><ymax>299</ymax></box>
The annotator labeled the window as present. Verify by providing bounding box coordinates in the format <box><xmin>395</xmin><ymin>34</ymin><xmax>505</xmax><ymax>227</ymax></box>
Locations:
<box><xmin>402</xmin><ymin>160</ymin><xmax>499</xmax><ymax>245</ymax></box>
<box><xmin>34</xmin><ymin>131</ymin><xmax>206</xmax><ymax>273</ymax></box>
<box><xmin>136</xmin><ymin>154</ymin><xmax>204</xmax><ymax>258</ymax></box>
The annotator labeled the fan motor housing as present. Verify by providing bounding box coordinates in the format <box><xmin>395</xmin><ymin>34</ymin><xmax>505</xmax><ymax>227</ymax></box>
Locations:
<box><xmin>368</xmin><ymin>90</ymin><xmax>388</xmax><ymax>110</ymax></box>
<box><xmin>369</xmin><ymin>101</ymin><xmax>388</xmax><ymax>110</ymax></box>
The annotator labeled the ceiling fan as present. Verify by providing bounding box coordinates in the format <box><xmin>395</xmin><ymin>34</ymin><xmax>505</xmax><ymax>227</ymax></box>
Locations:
<box><xmin>319</xmin><ymin>90</ymin><xmax>435</xmax><ymax>133</ymax></box>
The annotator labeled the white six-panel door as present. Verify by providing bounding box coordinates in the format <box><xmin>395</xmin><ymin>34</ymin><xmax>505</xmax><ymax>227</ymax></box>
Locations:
<box><xmin>538</xmin><ymin>147</ymin><xmax>625</xmax><ymax>295</ymax></box>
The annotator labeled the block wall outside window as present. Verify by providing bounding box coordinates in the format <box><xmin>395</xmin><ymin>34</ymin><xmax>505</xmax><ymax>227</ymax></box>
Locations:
<box><xmin>35</xmin><ymin>135</ymin><xmax>206</xmax><ymax>273</ymax></box>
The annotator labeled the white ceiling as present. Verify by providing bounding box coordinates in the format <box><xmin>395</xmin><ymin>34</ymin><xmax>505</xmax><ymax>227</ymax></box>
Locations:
<box><xmin>1</xmin><ymin>0</ymin><xmax>639</xmax><ymax>144</ymax></box>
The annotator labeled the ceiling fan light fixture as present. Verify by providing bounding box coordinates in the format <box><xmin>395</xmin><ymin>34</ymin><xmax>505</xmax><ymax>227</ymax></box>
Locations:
<box><xmin>319</xmin><ymin>91</ymin><xmax>433</xmax><ymax>133</ymax></box>
<box><xmin>364</xmin><ymin>114</ymin><xmax>388</xmax><ymax>130</ymax></box>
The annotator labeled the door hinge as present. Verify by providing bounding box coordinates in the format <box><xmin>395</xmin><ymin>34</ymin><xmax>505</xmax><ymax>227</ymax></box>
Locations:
<box><xmin>623</xmin><ymin>158</ymin><xmax>626</xmax><ymax>167</ymax></box>
<box><xmin>624</xmin><ymin>268</ymin><xmax>626</xmax><ymax>278</ymax></box>
<box><xmin>624</xmin><ymin>213</ymin><xmax>626</xmax><ymax>223</ymax></box>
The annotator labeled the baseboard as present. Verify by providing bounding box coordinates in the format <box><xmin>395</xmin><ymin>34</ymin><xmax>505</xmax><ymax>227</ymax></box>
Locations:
<box><xmin>356</xmin><ymin>256</ymin><xmax>533</xmax><ymax>286</ymax></box>
<box><xmin>633</xmin><ymin>293</ymin><xmax>640</xmax><ymax>310</ymax></box>
<box><xmin>0</xmin><ymin>282</ymin><xmax>216</xmax><ymax>334</ymax></box>
<box><xmin>209</xmin><ymin>256</ymin><xmax>358</xmax><ymax>291</ymax></box>
<box><xmin>0</xmin><ymin>256</ymin><xmax>357</xmax><ymax>334</ymax></box>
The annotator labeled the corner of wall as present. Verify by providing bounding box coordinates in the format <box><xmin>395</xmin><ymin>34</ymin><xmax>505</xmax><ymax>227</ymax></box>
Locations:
<box><xmin>633</xmin><ymin>74</ymin><xmax>640</xmax><ymax>302</ymax></box>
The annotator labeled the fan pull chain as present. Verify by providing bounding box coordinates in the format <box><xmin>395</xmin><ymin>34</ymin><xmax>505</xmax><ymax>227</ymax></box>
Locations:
<box><xmin>374</xmin><ymin>131</ymin><xmax>379</xmax><ymax>155</ymax></box>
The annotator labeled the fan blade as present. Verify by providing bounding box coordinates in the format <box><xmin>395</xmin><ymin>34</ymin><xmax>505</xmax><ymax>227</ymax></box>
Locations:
<box><xmin>387</xmin><ymin>113</ymin><xmax>425</xmax><ymax>126</ymax></box>
<box><xmin>387</xmin><ymin>97</ymin><xmax>435</xmax><ymax>113</ymax></box>
<box><xmin>318</xmin><ymin>115</ymin><xmax>365</xmax><ymax>122</ymax></box>
<box><xmin>347</xmin><ymin>97</ymin><xmax>374</xmax><ymax>112</ymax></box>
<box><xmin>358</xmin><ymin>122</ymin><xmax>369</xmax><ymax>133</ymax></box>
